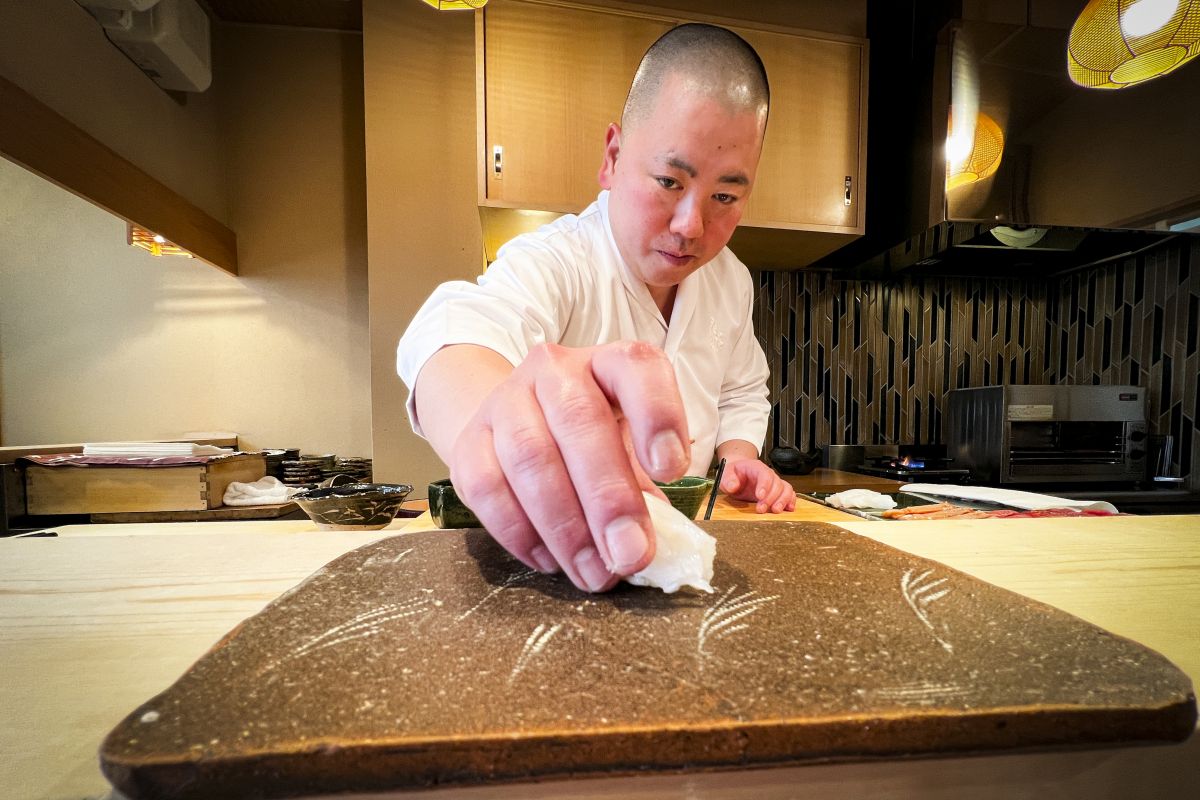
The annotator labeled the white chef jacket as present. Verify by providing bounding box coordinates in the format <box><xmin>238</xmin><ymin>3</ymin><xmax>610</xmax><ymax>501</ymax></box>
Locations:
<box><xmin>396</xmin><ymin>190</ymin><xmax>770</xmax><ymax>476</ymax></box>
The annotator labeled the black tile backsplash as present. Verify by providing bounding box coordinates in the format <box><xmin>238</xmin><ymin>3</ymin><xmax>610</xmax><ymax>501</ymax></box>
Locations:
<box><xmin>754</xmin><ymin>236</ymin><xmax>1200</xmax><ymax>486</ymax></box>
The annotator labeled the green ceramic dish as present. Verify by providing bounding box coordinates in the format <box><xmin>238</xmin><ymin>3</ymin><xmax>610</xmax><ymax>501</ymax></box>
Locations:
<box><xmin>655</xmin><ymin>476</ymin><xmax>716</xmax><ymax>520</ymax></box>
<box><xmin>428</xmin><ymin>478</ymin><xmax>483</xmax><ymax>529</ymax></box>
<box><xmin>429</xmin><ymin>475</ymin><xmax>716</xmax><ymax>527</ymax></box>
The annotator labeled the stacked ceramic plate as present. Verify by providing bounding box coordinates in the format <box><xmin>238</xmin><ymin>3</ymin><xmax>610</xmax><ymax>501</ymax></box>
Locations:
<box><xmin>333</xmin><ymin>457</ymin><xmax>372</xmax><ymax>482</ymax></box>
<box><xmin>280</xmin><ymin>458</ymin><xmax>326</xmax><ymax>487</ymax></box>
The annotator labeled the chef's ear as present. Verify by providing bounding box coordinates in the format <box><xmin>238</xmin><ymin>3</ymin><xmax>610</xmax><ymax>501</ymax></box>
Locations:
<box><xmin>597</xmin><ymin>123</ymin><xmax>622</xmax><ymax>189</ymax></box>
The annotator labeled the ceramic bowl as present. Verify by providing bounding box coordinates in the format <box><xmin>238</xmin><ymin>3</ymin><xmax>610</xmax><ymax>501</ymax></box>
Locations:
<box><xmin>428</xmin><ymin>479</ymin><xmax>482</xmax><ymax>529</ymax></box>
<box><xmin>768</xmin><ymin>445</ymin><xmax>823</xmax><ymax>476</ymax></box>
<box><xmin>655</xmin><ymin>476</ymin><xmax>716</xmax><ymax>519</ymax></box>
<box><xmin>292</xmin><ymin>482</ymin><xmax>413</xmax><ymax>531</ymax></box>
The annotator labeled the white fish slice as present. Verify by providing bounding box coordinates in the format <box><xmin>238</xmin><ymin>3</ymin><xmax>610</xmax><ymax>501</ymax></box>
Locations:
<box><xmin>624</xmin><ymin>492</ymin><xmax>717</xmax><ymax>594</ymax></box>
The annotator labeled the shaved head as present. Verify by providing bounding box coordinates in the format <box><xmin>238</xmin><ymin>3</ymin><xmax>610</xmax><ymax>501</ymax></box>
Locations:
<box><xmin>621</xmin><ymin>23</ymin><xmax>769</xmax><ymax>137</ymax></box>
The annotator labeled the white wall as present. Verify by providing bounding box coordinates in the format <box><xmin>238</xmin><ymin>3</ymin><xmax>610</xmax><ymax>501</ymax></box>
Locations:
<box><xmin>0</xmin><ymin>0</ymin><xmax>227</xmax><ymax>221</ymax></box>
<box><xmin>0</xmin><ymin>22</ymin><xmax>371</xmax><ymax>456</ymax></box>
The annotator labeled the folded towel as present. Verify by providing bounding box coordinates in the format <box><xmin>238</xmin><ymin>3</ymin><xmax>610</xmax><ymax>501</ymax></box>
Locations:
<box><xmin>223</xmin><ymin>476</ymin><xmax>301</xmax><ymax>507</ymax></box>
<box><xmin>825</xmin><ymin>488</ymin><xmax>898</xmax><ymax>510</ymax></box>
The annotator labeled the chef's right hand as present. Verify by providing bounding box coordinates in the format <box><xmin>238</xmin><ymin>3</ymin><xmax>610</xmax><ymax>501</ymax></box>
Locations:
<box><xmin>416</xmin><ymin>341</ymin><xmax>691</xmax><ymax>592</ymax></box>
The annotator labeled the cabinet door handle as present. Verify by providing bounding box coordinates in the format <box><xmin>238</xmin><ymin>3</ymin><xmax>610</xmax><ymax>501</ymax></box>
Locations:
<box><xmin>844</xmin><ymin>175</ymin><xmax>852</xmax><ymax>206</ymax></box>
<box><xmin>493</xmin><ymin>145</ymin><xmax>503</xmax><ymax>179</ymax></box>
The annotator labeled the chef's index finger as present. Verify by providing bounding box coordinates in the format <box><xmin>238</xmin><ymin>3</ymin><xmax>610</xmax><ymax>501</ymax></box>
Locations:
<box><xmin>588</xmin><ymin>341</ymin><xmax>690</xmax><ymax>483</ymax></box>
<box><xmin>525</xmin><ymin>345</ymin><xmax>657</xmax><ymax>577</ymax></box>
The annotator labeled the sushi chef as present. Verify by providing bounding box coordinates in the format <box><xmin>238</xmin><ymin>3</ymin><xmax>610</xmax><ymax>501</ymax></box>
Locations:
<box><xmin>398</xmin><ymin>23</ymin><xmax>795</xmax><ymax>593</ymax></box>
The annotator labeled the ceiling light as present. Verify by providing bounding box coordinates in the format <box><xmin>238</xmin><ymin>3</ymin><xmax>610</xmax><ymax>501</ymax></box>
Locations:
<box><xmin>1120</xmin><ymin>0</ymin><xmax>1181</xmax><ymax>36</ymax></box>
<box><xmin>946</xmin><ymin>111</ymin><xmax>1004</xmax><ymax>190</ymax></box>
<box><xmin>128</xmin><ymin>223</ymin><xmax>194</xmax><ymax>258</ymax></box>
<box><xmin>991</xmin><ymin>226</ymin><xmax>1050</xmax><ymax>248</ymax></box>
<box><xmin>1069</xmin><ymin>0</ymin><xmax>1200</xmax><ymax>89</ymax></box>
<box><xmin>421</xmin><ymin>0</ymin><xmax>487</xmax><ymax>10</ymax></box>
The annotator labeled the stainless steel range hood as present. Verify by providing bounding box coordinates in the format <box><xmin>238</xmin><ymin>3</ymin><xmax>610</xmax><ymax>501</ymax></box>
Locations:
<box><xmin>817</xmin><ymin>0</ymin><xmax>1200</xmax><ymax>278</ymax></box>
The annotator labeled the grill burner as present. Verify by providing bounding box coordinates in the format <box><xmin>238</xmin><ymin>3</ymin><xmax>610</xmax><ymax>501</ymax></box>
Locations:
<box><xmin>852</xmin><ymin>450</ymin><xmax>971</xmax><ymax>483</ymax></box>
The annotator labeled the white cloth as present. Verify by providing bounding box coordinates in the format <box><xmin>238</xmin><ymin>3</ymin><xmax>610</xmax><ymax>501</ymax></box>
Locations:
<box><xmin>396</xmin><ymin>191</ymin><xmax>770</xmax><ymax>476</ymax></box>
<box><xmin>825</xmin><ymin>489</ymin><xmax>897</xmax><ymax>510</ymax></box>
<box><xmin>83</xmin><ymin>442</ymin><xmax>233</xmax><ymax>457</ymax></box>
<box><xmin>223</xmin><ymin>476</ymin><xmax>301</xmax><ymax>507</ymax></box>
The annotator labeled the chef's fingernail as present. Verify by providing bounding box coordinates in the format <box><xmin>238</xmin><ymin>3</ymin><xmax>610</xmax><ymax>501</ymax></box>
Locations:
<box><xmin>649</xmin><ymin>430</ymin><xmax>686</xmax><ymax>475</ymax></box>
<box><xmin>604</xmin><ymin>516</ymin><xmax>649</xmax><ymax>572</ymax></box>
<box><xmin>529</xmin><ymin>545</ymin><xmax>559</xmax><ymax>574</ymax></box>
<box><xmin>574</xmin><ymin>546</ymin><xmax>612</xmax><ymax>593</ymax></box>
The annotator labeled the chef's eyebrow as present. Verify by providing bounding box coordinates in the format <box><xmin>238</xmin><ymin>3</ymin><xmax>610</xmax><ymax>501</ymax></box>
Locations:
<box><xmin>663</xmin><ymin>156</ymin><xmax>749</xmax><ymax>186</ymax></box>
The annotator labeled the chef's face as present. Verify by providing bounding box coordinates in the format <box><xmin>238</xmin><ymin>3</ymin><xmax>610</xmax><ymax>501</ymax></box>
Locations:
<box><xmin>598</xmin><ymin>72</ymin><xmax>765</xmax><ymax>293</ymax></box>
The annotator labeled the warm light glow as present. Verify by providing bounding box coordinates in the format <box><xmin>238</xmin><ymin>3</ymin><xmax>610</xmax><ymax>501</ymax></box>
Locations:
<box><xmin>946</xmin><ymin>111</ymin><xmax>1004</xmax><ymax>190</ymax></box>
<box><xmin>1069</xmin><ymin>0</ymin><xmax>1200</xmax><ymax>89</ymax></box>
<box><xmin>420</xmin><ymin>0</ymin><xmax>487</xmax><ymax>10</ymax></box>
<box><xmin>128</xmin><ymin>224</ymin><xmax>195</xmax><ymax>258</ymax></box>
<box><xmin>945</xmin><ymin>127</ymin><xmax>975</xmax><ymax>170</ymax></box>
<box><xmin>1120</xmin><ymin>0</ymin><xmax>1181</xmax><ymax>36</ymax></box>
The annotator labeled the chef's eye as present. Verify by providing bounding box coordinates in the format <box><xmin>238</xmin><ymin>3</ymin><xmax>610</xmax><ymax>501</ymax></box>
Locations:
<box><xmin>714</xmin><ymin>193</ymin><xmax>738</xmax><ymax>205</ymax></box>
<box><xmin>656</xmin><ymin>176</ymin><xmax>680</xmax><ymax>190</ymax></box>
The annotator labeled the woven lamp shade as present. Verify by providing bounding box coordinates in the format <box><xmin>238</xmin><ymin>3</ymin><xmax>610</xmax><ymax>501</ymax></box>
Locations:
<box><xmin>946</xmin><ymin>112</ymin><xmax>1005</xmax><ymax>191</ymax></box>
<box><xmin>421</xmin><ymin>0</ymin><xmax>486</xmax><ymax>9</ymax></box>
<box><xmin>1068</xmin><ymin>0</ymin><xmax>1200</xmax><ymax>88</ymax></box>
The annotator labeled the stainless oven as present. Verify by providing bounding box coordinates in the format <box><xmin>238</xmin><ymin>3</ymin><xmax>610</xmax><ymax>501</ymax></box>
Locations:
<box><xmin>947</xmin><ymin>386</ymin><xmax>1148</xmax><ymax>485</ymax></box>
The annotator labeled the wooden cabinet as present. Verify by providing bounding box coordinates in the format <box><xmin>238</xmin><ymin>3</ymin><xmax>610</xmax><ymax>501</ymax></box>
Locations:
<box><xmin>476</xmin><ymin>0</ymin><xmax>867</xmax><ymax>265</ymax></box>
<box><xmin>732</xmin><ymin>26</ymin><xmax>864</xmax><ymax>232</ymax></box>
<box><xmin>478</xmin><ymin>2</ymin><xmax>670</xmax><ymax>212</ymax></box>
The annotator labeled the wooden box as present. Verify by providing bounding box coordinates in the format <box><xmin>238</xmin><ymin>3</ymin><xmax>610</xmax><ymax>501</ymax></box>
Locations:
<box><xmin>24</xmin><ymin>454</ymin><xmax>266</xmax><ymax>515</ymax></box>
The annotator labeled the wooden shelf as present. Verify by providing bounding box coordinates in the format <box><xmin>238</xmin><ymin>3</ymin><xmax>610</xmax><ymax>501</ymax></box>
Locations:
<box><xmin>0</xmin><ymin>76</ymin><xmax>238</xmax><ymax>275</ymax></box>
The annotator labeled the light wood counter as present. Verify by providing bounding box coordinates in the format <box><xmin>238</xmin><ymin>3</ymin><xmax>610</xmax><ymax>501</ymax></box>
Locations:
<box><xmin>400</xmin><ymin>494</ymin><xmax>861</xmax><ymax>533</ymax></box>
<box><xmin>2</xmin><ymin>512</ymin><xmax>1198</xmax><ymax>799</ymax></box>
<box><xmin>781</xmin><ymin>467</ymin><xmax>905</xmax><ymax>494</ymax></box>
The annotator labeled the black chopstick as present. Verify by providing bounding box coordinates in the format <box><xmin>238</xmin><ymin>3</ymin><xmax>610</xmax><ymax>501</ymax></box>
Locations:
<box><xmin>704</xmin><ymin>458</ymin><xmax>727</xmax><ymax>520</ymax></box>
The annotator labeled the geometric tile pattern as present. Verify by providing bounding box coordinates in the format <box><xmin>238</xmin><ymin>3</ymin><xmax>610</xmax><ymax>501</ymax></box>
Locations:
<box><xmin>1047</xmin><ymin>237</ymin><xmax>1198</xmax><ymax>483</ymax></box>
<box><xmin>753</xmin><ymin>236</ymin><xmax>1199</xmax><ymax>486</ymax></box>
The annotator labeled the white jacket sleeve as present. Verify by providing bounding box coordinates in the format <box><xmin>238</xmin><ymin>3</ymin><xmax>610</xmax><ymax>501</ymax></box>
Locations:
<box><xmin>396</xmin><ymin>240</ymin><xmax>577</xmax><ymax>436</ymax></box>
<box><xmin>714</xmin><ymin>273</ymin><xmax>770</xmax><ymax>454</ymax></box>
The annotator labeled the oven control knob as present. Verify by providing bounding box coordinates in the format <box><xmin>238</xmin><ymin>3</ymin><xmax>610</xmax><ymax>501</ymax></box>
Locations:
<box><xmin>1130</xmin><ymin>448</ymin><xmax>1146</xmax><ymax>460</ymax></box>
<box><xmin>1129</xmin><ymin>430</ymin><xmax>1147</xmax><ymax>442</ymax></box>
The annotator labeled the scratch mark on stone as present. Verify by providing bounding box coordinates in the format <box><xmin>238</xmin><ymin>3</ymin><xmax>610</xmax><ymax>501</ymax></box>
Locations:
<box><xmin>901</xmin><ymin>569</ymin><xmax>954</xmax><ymax>653</ymax></box>
<box><xmin>509</xmin><ymin>622</ymin><xmax>562</xmax><ymax>685</ymax></box>
<box><xmin>698</xmin><ymin>585</ymin><xmax>779</xmax><ymax>659</ymax></box>
<box><xmin>363</xmin><ymin>547</ymin><xmax>415</xmax><ymax>568</ymax></box>
<box><xmin>456</xmin><ymin>568</ymin><xmax>538</xmax><ymax>622</ymax></box>
<box><xmin>261</xmin><ymin>597</ymin><xmax>430</xmax><ymax>673</ymax></box>
<box><xmin>877</xmin><ymin>680</ymin><xmax>971</xmax><ymax>705</ymax></box>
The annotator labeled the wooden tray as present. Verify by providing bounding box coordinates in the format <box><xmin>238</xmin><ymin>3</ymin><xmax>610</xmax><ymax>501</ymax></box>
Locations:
<box><xmin>100</xmin><ymin>522</ymin><xmax>1196</xmax><ymax>799</ymax></box>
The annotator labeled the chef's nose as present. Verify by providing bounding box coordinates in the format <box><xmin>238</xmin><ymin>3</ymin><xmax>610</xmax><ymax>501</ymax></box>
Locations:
<box><xmin>669</xmin><ymin>193</ymin><xmax>704</xmax><ymax>240</ymax></box>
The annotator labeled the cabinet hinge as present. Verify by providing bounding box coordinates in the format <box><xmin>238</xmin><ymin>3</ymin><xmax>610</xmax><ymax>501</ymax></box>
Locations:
<box><xmin>844</xmin><ymin>176</ymin><xmax>853</xmax><ymax>206</ymax></box>
<box><xmin>493</xmin><ymin>145</ymin><xmax>503</xmax><ymax>179</ymax></box>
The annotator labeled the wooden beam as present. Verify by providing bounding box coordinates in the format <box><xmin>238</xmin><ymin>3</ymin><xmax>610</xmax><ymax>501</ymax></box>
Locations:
<box><xmin>0</xmin><ymin>75</ymin><xmax>238</xmax><ymax>275</ymax></box>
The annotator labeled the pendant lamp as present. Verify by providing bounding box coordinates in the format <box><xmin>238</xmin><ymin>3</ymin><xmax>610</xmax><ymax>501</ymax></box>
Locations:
<box><xmin>421</xmin><ymin>0</ymin><xmax>487</xmax><ymax>9</ymax></box>
<box><xmin>1068</xmin><ymin>0</ymin><xmax>1200</xmax><ymax>88</ymax></box>
<box><xmin>946</xmin><ymin>111</ymin><xmax>1004</xmax><ymax>190</ymax></box>
<box><xmin>128</xmin><ymin>224</ymin><xmax>194</xmax><ymax>258</ymax></box>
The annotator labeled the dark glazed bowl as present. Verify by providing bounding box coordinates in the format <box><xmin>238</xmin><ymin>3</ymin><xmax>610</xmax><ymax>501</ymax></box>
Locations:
<box><xmin>292</xmin><ymin>482</ymin><xmax>413</xmax><ymax>531</ymax></box>
<box><xmin>428</xmin><ymin>479</ymin><xmax>483</xmax><ymax>529</ymax></box>
<box><xmin>654</xmin><ymin>476</ymin><xmax>716</xmax><ymax>519</ymax></box>
<box><xmin>769</xmin><ymin>446</ymin><xmax>823</xmax><ymax>476</ymax></box>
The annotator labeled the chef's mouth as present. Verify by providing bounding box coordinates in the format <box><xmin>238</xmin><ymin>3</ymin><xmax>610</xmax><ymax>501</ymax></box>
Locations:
<box><xmin>657</xmin><ymin>250</ymin><xmax>695</xmax><ymax>265</ymax></box>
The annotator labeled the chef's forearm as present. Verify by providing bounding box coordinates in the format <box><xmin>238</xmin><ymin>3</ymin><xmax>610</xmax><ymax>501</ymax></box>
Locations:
<box><xmin>412</xmin><ymin>345</ymin><xmax>514</xmax><ymax>464</ymax></box>
<box><xmin>716</xmin><ymin>439</ymin><xmax>761</xmax><ymax>464</ymax></box>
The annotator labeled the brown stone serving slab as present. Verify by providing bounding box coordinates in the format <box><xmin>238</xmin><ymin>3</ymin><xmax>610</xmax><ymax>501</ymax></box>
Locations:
<box><xmin>100</xmin><ymin>522</ymin><xmax>1196</xmax><ymax>799</ymax></box>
